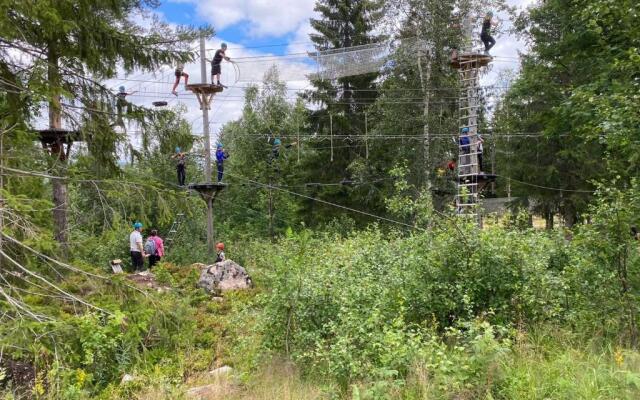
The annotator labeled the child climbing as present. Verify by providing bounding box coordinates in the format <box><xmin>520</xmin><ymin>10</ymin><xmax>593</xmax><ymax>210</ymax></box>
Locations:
<box><xmin>215</xmin><ymin>242</ymin><xmax>225</xmax><ymax>263</ymax></box>
<box><xmin>215</xmin><ymin>144</ymin><xmax>229</xmax><ymax>183</ymax></box>
<box><xmin>171</xmin><ymin>147</ymin><xmax>188</xmax><ymax>186</ymax></box>
<box><xmin>477</xmin><ymin>133</ymin><xmax>485</xmax><ymax>172</ymax></box>
<box><xmin>210</xmin><ymin>43</ymin><xmax>231</xmax><ymax>87</ymax></box>
<box><xmin>480</xmin><ymin>12</ymin><xmax>497</xmax><ymax>55</ymax></box>
<box><xmin>114</xmin><ymin>86</ymin><xmax>137</xmax><ymax>127</ymax></box>
<box><xmin>171</xmin><ymin>61</ymin><xmax>189</xmax><ymax>96</ymax></box>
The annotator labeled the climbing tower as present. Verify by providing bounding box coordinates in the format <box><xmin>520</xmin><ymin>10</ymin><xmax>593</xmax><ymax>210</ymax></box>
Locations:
<box><xmin>451</xmin><ymin>52</ymin><xmax>495</xmax><ymax>223</ymax></box>
<box><xmin>187</xmin><ymin>35</ymin><xmax>226</xmax><ymax>258</ymax></box>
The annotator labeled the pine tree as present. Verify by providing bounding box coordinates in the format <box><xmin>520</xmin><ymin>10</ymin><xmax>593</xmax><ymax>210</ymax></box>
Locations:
<box><xmin>0</xmin><ymin>0</ymin><xmax>208</xmax><ymax>255</ymax></box>
<box><xmin>300</xmin><ymin>0</ymin><xmax>385</xmax><ymax>224</ymax></box>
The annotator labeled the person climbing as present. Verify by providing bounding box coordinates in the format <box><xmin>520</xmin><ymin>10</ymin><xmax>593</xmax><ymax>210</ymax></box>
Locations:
<box><xmin>480</xmin><ymin>12</ymin><xmax>497</xmax><ymax>55</ymax></box>
<box><xmin>114</xmin><ymin>86</ymin><xmax>137</xmax><ymax>128</ymax></box>
<box><xmin>215</xmin><ymin>242</ymin><xmax>225</xmax><ymax>263</ymax></box>
<box><xmin>171</xmin><ymin>61</ymin><xmax>189</xmax><ymax>96</ymax></box>
<box><xmin>210</xmin><ymin>43</ymin><xmax>231</xmax><ymax>87</ymax></box>
<box><xmin>129</xmin><ymin>222</ymin><xmax>147</xmax><ymax>272</ymax></box>
<box><xmin>171</xmin><ymin>147</ymin><xmax>187</xmax><ymax>186</ymax></box>
<box><xmin>215</xmin><ymin>144</ymin><xmax>229</xmax><ymax>183</ymax></box>
<box><xmin>146</xmin><ymin>229</ymin><xmax>164</xmax><ymax>268</ymax></box>
<box><xmin>460</xmin><ymin>127</ymin><xmax>471</xmax><ymax>155</ymax></box>
<box><xmin>477</xmin><ymin>133</ymin><xmax>485</xmax><ymax>173</ymax></box>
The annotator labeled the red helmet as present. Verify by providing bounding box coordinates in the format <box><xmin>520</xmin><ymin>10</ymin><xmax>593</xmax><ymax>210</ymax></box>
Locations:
<box><xmin>216</xmin><ymin>242</ymin><xmax>225</xmax><ymax>250</ymax></box>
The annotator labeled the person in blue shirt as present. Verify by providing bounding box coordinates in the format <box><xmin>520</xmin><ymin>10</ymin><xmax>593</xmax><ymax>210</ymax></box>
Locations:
<box><xmin>460</xmin><ymin>127</ymin><xmax>471</xmax><ymax>154</ymax></box>
<box><xmin>216</xmin><ymin>144</ymin><xmax>229</xmax><ymax>182</ymax></box>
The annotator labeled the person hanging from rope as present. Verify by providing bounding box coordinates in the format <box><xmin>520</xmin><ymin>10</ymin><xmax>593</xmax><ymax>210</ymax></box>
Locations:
<box><xmin>267</xmin><ymin>137</ymin><xmax>297</xmax><ymax>174</ymax></box>
<box><xmin>480</xmin><ymin>12</ymin><xmax>497</xmax><ymax>55</ymax></box>
<box><xmin>208</xmin><ymin>43</ymin><xmax>231</xmax><ymax>87</ymax></box>
<box><xmin>171</xmin><ymin>61</ymin><xmax>189</xmax><ymax>96</ymax></box>
<box><xmin>215</xmin><ymin>143</ymin><xmax>229</xmax><ymax>183</ymax></box>
<box><xmin>114</xmin><ymin>86</ymin><xmax>137</xmax><ymax>127</ymax></box>
<box><xmin>171</xmin><ymin>147</ymin><xmax>188</xmax><ymax>186</ymax></box>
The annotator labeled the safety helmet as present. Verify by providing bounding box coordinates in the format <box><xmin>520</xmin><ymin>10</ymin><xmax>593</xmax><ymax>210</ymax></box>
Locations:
<box><xmin>133</xmin><ymin>222</ymin><xmax>143</xmax><ymax>229</ymax></box>
<box><xmin>273</xmin><ymin>138</ymin><xmax>282</xmax><ymax>146</ymax></box>
<box><xmin>216</xmin><ymin>143</ymin><xmax>223</xmax><ymax>148</ymax></box>
<box><xmin>486</xmin><ymin>11</ymin><xmax>494</xmax><ymax>17</ymax></box>
<box><xmin>119</xmin><ymin>86</ymin><xmax>126</xmax><ymax>93</ymax></box>
<box><xmin>461</xmin><ymin>127</ymin><xmax>469</xmax><ymax>133</ymax></box>
<box><xmin>221</xmin><ymin>42</ymin><xmax>227</xmax><ymax>49</ymax></box>
<box><xmin>216</xmin><ymin>242</ymin><xmax>225</xmax><ymax>250</ymax></box>
<box><xmin>175</xmin><ymin>146</ymin><xmax>181</xmax><ymax>153</ymax></box>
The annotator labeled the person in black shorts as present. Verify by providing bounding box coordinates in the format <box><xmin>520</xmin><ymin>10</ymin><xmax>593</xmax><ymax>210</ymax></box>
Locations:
<box><xmin>171</xmin><ymin>61</ymin><xmax>189</xmax><ymax>96</ymax></box>
<box><xmin>210</xmin><ymin>43</ymin><xmax>231</xmax><ymax>86</ymax></box>
<box><xmin>171</xmin><ymin>147</ymin><xmax>188</xmax><ymax>186</ymax></box>
<box><xmin>481</xmin><ymin>12</ymin><xmax>497</xmax><ymax>55</ymax></box>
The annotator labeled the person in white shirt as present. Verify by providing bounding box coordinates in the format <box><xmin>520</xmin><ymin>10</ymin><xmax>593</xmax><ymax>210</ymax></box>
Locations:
<box><xmin>171</xmin><ymin>61</ymin><xmax>189</xmax><ymax>96</ymax></box>
<box><xmin>129</xmin><ymin>222</ymin><xmax>146</xmax><ymax>271</ymax></box>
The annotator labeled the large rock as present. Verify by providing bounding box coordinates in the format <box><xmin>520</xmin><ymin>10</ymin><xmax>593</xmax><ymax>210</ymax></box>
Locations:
<box><xmin>197</xmin><ymin>260</ymin><xmax>252</xmax><ymax>294</ymax></box>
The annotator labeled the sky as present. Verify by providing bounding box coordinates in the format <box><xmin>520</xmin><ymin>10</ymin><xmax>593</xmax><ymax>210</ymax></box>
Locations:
<box><xmin>107</xmin><ymin>0</ymin><xmax>538</xmax><ymax>150</ymax></box>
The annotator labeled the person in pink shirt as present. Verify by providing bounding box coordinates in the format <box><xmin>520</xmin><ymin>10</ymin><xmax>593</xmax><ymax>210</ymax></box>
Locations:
<box><xmin>147</xmin><ymin>229</ymin><xmax>164</xmax><ymax>268</ymax></box>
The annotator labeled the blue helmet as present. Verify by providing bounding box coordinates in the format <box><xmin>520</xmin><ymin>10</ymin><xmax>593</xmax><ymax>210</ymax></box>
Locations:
<box><xmin>273</xmin><ymin>138</ymin><xmax>282</xmax><ymax>146</ymax></box>
<box><xmin>461</xmin><ymin>127</ymin><xmax>469</xmax><ymax>134</ymax></box>
<box><xmin>175</xmin><ymin>146</ymin><xmax>181</xmax><ymax>153</ymax></box>
<box><xmin>221</xmin><ymin>42</ymin><xmax>228</xmax><ymax>49</ymax></box>
<box><xmin>216</xmin><ymin>143</ymin><xmax>223</xmax><ymax>149</ymax></box>
<box><xmin>119</xmin><ymin>86</ymin><xmax>126</xmax><ymax>93</ymax></box>
<box><xmin>133</xmin><ymin>222</ymin><xmax>143</xmax><ymax>229</ymax></box>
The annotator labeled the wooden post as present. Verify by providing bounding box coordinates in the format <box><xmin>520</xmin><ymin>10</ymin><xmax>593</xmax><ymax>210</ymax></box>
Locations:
<box><xmin>365</xmin><ymin>112</ymin><xmax>369</xmax><ymax>160</ymax></box>
<box><xmin>330</xmin><ymin>113</ymin><xmax>334</xmax><ymax>162</ymax></box>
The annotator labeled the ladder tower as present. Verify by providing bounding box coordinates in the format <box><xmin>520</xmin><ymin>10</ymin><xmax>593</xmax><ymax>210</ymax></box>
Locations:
<box><xmin>451</xmin><ymin>51</ymin><xmax>495</xmax><ymax>223</ymax></box>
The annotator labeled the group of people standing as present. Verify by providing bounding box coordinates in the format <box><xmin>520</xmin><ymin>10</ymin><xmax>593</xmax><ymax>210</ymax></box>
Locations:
<box><xmin>128</xmin><ymin>222</ymin><xmax>227</xmax><ymax>272</ymax></box>
<box><xmin>170</xmin><ymin>144</ymin><xmax>229</xmax><ymax>187</ymax></box>
<box><xmin>129</xmin><ymin>222</ymin><xmax>165</xmax><ymax>272</ymax></box>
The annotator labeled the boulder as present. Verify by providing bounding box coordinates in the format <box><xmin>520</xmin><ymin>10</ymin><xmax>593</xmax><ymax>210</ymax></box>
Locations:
<box><xmin>209</xmin><ymin>366</ymin><xmax>232</xmax><ymax>377</ymax></box>
<box><xmin>197</xmin><ymin>260</ymin><xmax>252</xmax><ymax>294</ymax></box>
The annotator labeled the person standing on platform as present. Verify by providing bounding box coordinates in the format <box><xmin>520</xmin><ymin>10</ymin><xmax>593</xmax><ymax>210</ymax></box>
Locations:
<box><xmin>210</xmin><ymin>43</ymin><xmax>231</xmax><ymax>87</ymax></box>
<box><xmin>129</xmin><ymin>222</ymin><xmax>146</xmax><ymax>272</ymax></box>
<box><xmin>480</xmin><ymin>12</ymin><xmax>497</xmax><ymax>55</ymax></box>
<box><xmin>171</xmin><ymin>147</ymin><xmax>188</xmax><ymax>186</ymax></box>
<box><xmin>216</xmin><ymin>144</ymin><xmax>229</xmax><ymax>183</ymax></box>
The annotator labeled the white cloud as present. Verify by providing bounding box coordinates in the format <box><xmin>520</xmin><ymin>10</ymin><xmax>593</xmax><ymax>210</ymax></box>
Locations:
<box><xmin>175</xmin><ymin>0</ymin><xmax>316</xmax><ymax>38</ymax></box>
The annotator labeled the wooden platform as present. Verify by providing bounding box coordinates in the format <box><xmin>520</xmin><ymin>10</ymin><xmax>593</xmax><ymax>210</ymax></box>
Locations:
<box><xmin>185</xmin><ymin>84</ymin><xmax>224</xmax><ymax>95</ymax></box>
<box><xmin>36</xmin><ymin>129</ymin><xmax>82</xmax><ymax>145</ymax></box>
<box><xmin>450</xmin><ymin>53</ymin><xmax>492</xmax><ymax>69</ymax></box>
<box><xmin>459</xmin><ymin>173</ymin><xmax>497</xmax><ymax>192</ymax></box>
<box><xmin>189</xmin><ymin>183</ymin><xmax>227</xmax><ymax>192</ymax></box>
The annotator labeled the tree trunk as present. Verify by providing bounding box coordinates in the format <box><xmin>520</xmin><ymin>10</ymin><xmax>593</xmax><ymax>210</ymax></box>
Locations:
<box><xmin>545</xmin><ymin>211</ymin><xmax>554</xmax><ymax>230</ymax></box>
<box><xmin>48</xmin><ymin>44</ymin><xmax>69</xmax><ymax>257</ymax></box>
<box><xmin>417</xmin><ymin>53</ymin><xmax>432</xmax><ymax>189</ymax></box>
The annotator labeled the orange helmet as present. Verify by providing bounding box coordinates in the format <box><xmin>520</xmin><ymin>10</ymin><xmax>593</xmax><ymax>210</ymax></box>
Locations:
<box><xmin>216</xmin><ymin>242</ymin><xmax>225</xmax><ymax>250</ymax></box>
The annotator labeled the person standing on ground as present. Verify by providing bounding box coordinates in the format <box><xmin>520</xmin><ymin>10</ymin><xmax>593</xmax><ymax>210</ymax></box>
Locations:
<box><xmin>171</xmin><ymin>147</ymin><xmax>187</xmax><ymax>186</ymax></box>
<box><xmin>146</xmin><ymin>229</ymin><xmax>164</xmax><ymax>268</ymax></box>
<box><xmin>171</xmin><ymin>61</ymin><xmax>189</xmax><ymax>96</ymax></box>
<box><xmin>210</xmin><ymin>43</ymin><xmax>231</xmax><ymax>87</ymax></box>
<box><xmin>480</xmin><ymin>12</ymin><xmax>497</xmax><ymax>55</ymax></box>
<box><xmin>215</xmin><ymin>242</ymin><xmax>226</xmax><ymax>263</ymax></box>
<box><xmin>216</xmin><ymin>144</ymin><xmax>229</xmax><ymax>182</ymax></box>
<box><xmin>130</xmin><ymin>222</ymin><xmax>146</xmax><ymax>272</ymax></box>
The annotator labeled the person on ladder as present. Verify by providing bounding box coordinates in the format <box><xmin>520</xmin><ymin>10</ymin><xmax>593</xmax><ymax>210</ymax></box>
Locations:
<box><xmin>209</xmin><ymin>43</ymin><xmax>231</xmax><ymax>87</ymax></box>
<box><xmin>481</xmin><ymin>12</ymin><xmax>497</xmax><ymax>55</ymax></box>
<box><xmin>216</xmin><ymin>143</ymin><xmax>229</xmax><ymax>183</ymax></box>
<box><xmin>171</xmin><ymin>147</ymin><xmax>188</xmax><ymax>186</ymax></box>
<box><xmin>171</xmin><ymin>61</ymin><xmax>189</xmax><ymax>96</ymax></box>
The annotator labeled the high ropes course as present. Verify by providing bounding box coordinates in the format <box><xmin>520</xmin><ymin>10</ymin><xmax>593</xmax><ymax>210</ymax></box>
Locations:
<box><xmin>30</xmin><ymin>11</ymin><xmax>509</xmax><ymax>254</ymax></box>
